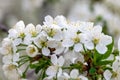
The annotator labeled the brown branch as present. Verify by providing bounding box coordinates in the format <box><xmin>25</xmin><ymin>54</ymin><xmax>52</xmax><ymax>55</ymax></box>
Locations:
<box><xmin>0</xmin><ymin>24</ymin><xmax>8</xmax><ymax>33</ymax></box>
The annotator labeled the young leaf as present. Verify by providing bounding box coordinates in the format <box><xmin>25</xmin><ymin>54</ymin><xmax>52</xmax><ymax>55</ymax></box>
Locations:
<box><xmin>94</xmin><ymin>38</ymin><xmax>114</xmax><ymax>64</ymax></box>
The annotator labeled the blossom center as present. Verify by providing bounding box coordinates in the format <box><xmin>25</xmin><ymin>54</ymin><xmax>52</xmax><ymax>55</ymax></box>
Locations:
<box><xmin>8</xmin><ymin>64</ymin><xmax>16</xmax><ymax>71</ymax></box>
<box><xmin>40</xmin><ymin>41</ymin><xmax>47</xmax><ymax>47</ymax></box>
<box><xmin>93</xmin><ymin>38</ymin><xmax>100</xmax><ymax>44</ymax></box>
<box><xmin>48</xmin><ymin>29</ymin><xmax>57</xmax><ymax>37</ymax></box>
<box><xmin>19</xmin><ymin>32</ymin><xmax>25</xmax><ymax>38</ymax></box>
<box><xmin>30</xmin><ymin>30</ymin><xmax>37</xmax><ymax>37</ymax></box>
<box><xmin>73</xmin><ymin>37</ymin><xmax>80</xmax><ymax>44</ymax></box>
<box><xmin>29</xmin><ymin>47</ymin><xmax>36</xmax><ymax>54</ymax></box>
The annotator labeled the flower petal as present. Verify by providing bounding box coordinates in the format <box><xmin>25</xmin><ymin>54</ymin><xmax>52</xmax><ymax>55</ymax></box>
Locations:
<box><xmin>51</xmin><ymin>54</ymin><xmax>57</xmax><ymax>65</ymax></box>
<box><xmin>118</xmin><ymin>37</ymin><xmax>120</xmax><ymax>51</ymax></box>
<box><xmin>96</xmin><ymin>44</ymin><xmax>107</xmax><ymax>54</ymax></box>
<box><xmin>103</xmin><ymin>70</ymin><xmax>112</xmax><ymax>80</ymax></box>
<box><xmin>62</xmin><ymin>39</ymin><xmax>74</xmax><ymax>47</ymax></box>
<box><xmin>63</xmin><ymin>73</ymin><xmax>70</xmax><ymax>78</ymax></box>
<box><xmin>100</xmin><ymin>35</ymin><xmax>112</xmax><ymax>45</ymax></box>
<box><xmin>2</xmin><ymin>54</ymin><xmax>12</xmax><ymax>64</ymax></box>
<box><xmin>93</xmin><ymin>25</ymin><xmax>102</xmax><ymax>33</ymax></box>
<box><xmin>70</xmin><ymin>69</ymin><xmax>79</xmax><ymax>78</ymax></box>
<box><xmin>13</xmin><ymin>53</ymin><xmax>19</xmax><ymax>62</ymax></box>
<box><xmin>74</xmin><ymin>43</ymin><xmax>83</xmax><ymax>52</ymax></box>
<box><xmin>58</xmin><ymin>56</ymin><xmax>65</xmax><ymax>66</ymax></box>
<box><xmin>84</xmin><ymin>41</ymin><xmax>94</xmax><ymax>50</ymax></box>
<box><xmin>79</xmin><ymin>75</ymin><xmax>88</xmax><ymax>80</ymax></box>
<box><xmin>44</xmin><ymin>15</ymin><xmax>53</xmax><ymax>25</ymax></box>
<box><xmin>54</xmin><ymin>47</ymin><xmax>64</xmax><ymax>55</ymax></box>
<box><xmin>42</xmin><ymin>47</ymin><xmax>50</xmax><ymax>56</ymax></box>
<box><xmin>46</xmin><ymin>66</ymin><xmax>57</xmax><ymax>77</ymax></box>
<box><xmin>57</xmin><ymin>68</ymin><xmax>62</xmax><ymax>77</ymax></box>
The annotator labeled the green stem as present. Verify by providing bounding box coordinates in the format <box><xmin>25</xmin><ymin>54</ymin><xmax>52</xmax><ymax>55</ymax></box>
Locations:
<box><xmin>18</xmin><ymin>60</ymin><xmax>29</xmax><ymax>67</ymax></box>
<box><xmin>83</xmin><ymin>44</ymin><xmax>87</xmax><ymax>53</ymax></box>
<box><xmin>37</xmin><ymin>68</ymin><xmax>46</xmax><ymax>80</ymax></box>
<box><xmin>22</xmin><ymin>64</ymin><xmax>30</xmax><ymax>78</ymax></box>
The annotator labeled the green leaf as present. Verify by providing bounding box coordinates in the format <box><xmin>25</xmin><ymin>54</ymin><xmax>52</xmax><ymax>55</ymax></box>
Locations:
<box><xmin>30</xmin><ymin>62</ymin><xmax>41</xmax><ymax>69</ymax></box>
<box><xmin>94</xmin><ymin>38</ymin><xmax>114</xmax><ymax>64</ymax></box>
<box><xmin>103</xmin><ymin>66</ymin><xmax>112</xmax><ymax>71</ymax></box>
<box><xmin>97</xmin><ymin>60</ymin><xmax>114</xmax><ymax>66</ymax></box>
<box><xmin>101</xmin><ymin>39</ymin><xmax>114</xmax><ymax>60</ymax></box>
<box><xmin>37</xmin><ymin>68</ymin><xmax>46</xmax><ymax>80</ymax></box>
<box><xmin>35</xmin><ymin>62</ymin><xmax>48</xmax><ymax>74</ymax></box>
<box><xmin>35</xmin><ymin>67</ymin><xmax>42</xmax><ymax>74</ymax></box>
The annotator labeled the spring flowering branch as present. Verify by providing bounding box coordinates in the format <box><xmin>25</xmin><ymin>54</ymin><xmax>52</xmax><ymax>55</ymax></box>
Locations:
<box><xmin>0</xmin><ymin>15</ymin><xmax>120</xmax><ymax>80</ymax></box>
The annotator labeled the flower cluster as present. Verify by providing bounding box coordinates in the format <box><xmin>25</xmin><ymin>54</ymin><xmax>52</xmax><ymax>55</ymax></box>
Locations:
<box><xmin>0</xmin><ymin>15</ymin><xmax>120</xmax><ymax>80</ymax></box>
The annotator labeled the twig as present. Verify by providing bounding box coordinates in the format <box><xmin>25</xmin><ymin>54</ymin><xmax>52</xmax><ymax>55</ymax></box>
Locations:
<box><xmin>0</xmin><ymin>24</ymin><xmax>8</xmax><ymax>33</ymax></box>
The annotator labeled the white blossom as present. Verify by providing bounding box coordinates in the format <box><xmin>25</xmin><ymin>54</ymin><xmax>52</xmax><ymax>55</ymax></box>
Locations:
<box><xmin>8</xmin><ymin>21</ymin><xmax>25</xmax><ymax>39</ymax></box>
<box><xmin>26</xmin><ymin>45</ymin><xmax>39</xmax><ymax>57</ymax></box>
<box><xmin>111</xmin><ymin>56</ymin><xmax>120</xmax><ymax>80</ymax></box>
<box><xmin>25</xmin><ymin>23</ymin><xmax>42</xmax><ymax>37</ymax></box>
<box><xmin>85</xmin><ymin>25</ymin><xmax>112</xmax><ymax>54</ymax></box>
<box><xmin>33</xmin><ymin>33</ymin><xmax>50</xmax><ymax>56</ymax></box>
<box><xmin>63</xmin><ymin>69</ymin><xmax>88</xmax><ymax>80</ymax></box>
<box><xmin>0</xmin><ymin>15</ymin><xmax>116</xmax><ymax>80</ymax></box>
<box><xmin>2</xmin><ymin>63</ymin><xmax>20</xmax><ymax>80</ymax></box>
<box><xmin>46</xmin><ymin>54</ymin><xmax>64</xmax><ymax>79</ymax></box>
<box><xmin>103</xmin><ymin>70</ymin><xmax>112</xmax><ymax>80</ymax></box>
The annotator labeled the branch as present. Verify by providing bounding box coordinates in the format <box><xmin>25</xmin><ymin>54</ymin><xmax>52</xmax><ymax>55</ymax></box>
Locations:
<box><xmin>0</xmin><ymin>24</ymin><xmax>8</xmax><ymax>33</ymax></box>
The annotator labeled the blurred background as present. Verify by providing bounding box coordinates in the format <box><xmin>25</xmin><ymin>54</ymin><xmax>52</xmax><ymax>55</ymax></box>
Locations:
<box><xmin>0</xmin><ymin>0</ymin><xmax>120</xmax><ymax>79</ymax></box>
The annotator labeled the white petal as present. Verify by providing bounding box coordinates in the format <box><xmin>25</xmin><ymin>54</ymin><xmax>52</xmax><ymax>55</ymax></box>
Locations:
<box><xmin>58</xmin><ymin>56</ymin><xmax>65</xmax><ymax>66</ymax></box>
<box><xmin>62</xmin><ymin>39</ymin><xmax>74</xmax><ymax>47</ymax></box>
<box><xmin>79</xmin><ymin>22</ymin><xmax>94</xmax><ymax>33</ymax></box>
<box><xmin>71</xmin><ymin>58</ymin><xmax>77</xmax><ymax>63</ymax></box>
<box><xmin>25</xmin><ymin>23</ymin><xmax>35</xmax><ymax>34</ymax></box>
<box><xmin>42</xmin><ymin>47</ymin><xmax>50</xmax><ymax>56</ymax></box>
<box><xmin>13</xmin><ymin>53</ymin><xmax>19</xmax><ymax>62</ymax></box>
<box><xmin>26</xmin><ymin>45</ymin><xmax>38</xmax><ymax>57</ymax></box>
<box><xmin>79</xmin><ymin>75</ymin><xmax>88</xmax><ymax>80</ymax></box>
<box><xmin>96</xmin><ymin>44</ymin><xmax>107</xmax><ymax>54</ymax></box>
<box><xmin>74</xmin><ymin>43</ymin><xmax>83</xmax><ymax>52</ymax></box>
<box><xmin>15</xmin><ymin>21</ymin><xmax>25</xmax><ymax>30</ymax></box>
<box><xmin>118</xmin><ymin>37</ymin><xmax>120</xmax><ymax>51</ymax></box>
<box><xmin>51</xmin><ymin>54</ymin><xmax>57</xmax><ymax>65</ymax></box>
<box><xmin>43</xmin><ymin>76</ymin><xmax>53</xmax><ymax>80</ymax></box>
<box><xmin>46</xmin><ymin>66</ymin><xmax>57</xmax><ymax>77</ymax></box>
<box><xmin>57</xmin><ymin>68</ymin><xmax>62</xmax><ymax>77</ymax></box>
<box><xmin>116</xmin><ymin>56</ymin><xmax>120</xmax><ymax>61</ymax></box>
<box><xmin>8</xmin><ymin>29</ymin><xmax>18</xmax><ymax>38</ymax></box>
<box><xmin>54</xmin><ymin>30</ymin><xmax>63</xmax><ymax>41</ymax></box>
<box><xmin>63</xmin><ymin>73</ymin><xmax>70</xmax><ymax>78</ymax></box>
<box><xmin>44</xmin><ymin>15</ymin><xmax>53</xmax><ymax>25</ymax></box>
<box><xmin>63</xmin><ymin>51</ymin><xmax>78</xmax><ymax>64</ymax></box>
<box><xmin>106</xmin><ymin>54</ymin><xmax>114</xmax><ymax>60</ymax></box>
<box><xmin>33</xmin><ymin>37</ymin><xmax>42</xmax><ymax>48</ymax></box>
<box><xmin>103</xmin><ymin>70</ymin><xmax>112</xmax><ymax>80</ymax></box>
<box><xmin>13</xmin><ymin>38</ymin><xmax>22</xmax><ymax>46</ymax></box>
<box><xmin>84</xmin><ymin>41</ymin><xmax>94</xmax><ymax>50</ymax></box>
<box><xmin>0</xmin><ymin>48</ymin><xmax>3</xmax><ymax>55</ymax></box>
<box><xmin>112</xmin><ymin>59</ymin><xmax>120</xmax><ymax>71</ymax></box>
<box><xmin>36</xmin><ymin>24</ymin><xmax>42</xmax><ymax>33</ymax></box>
<box><xmin>23</xmin><ymin>35</ymin><xmax>32</xmax><ymax>45</ymax></box>
<box><xmin>54</xmin><ymin>47</ymin><xmax>64</xmax><ymax>55</ymax></box>
<box><xmin>70</xmin><ymin>69</ymin><xmax>79</xmax><ymax>78</ymax></box>
<box><xmin>100</xmin><ymin>35</ymin><xmax>112</xmax><ymax>45</ymax></box>
<box><xmin>26</xmin><ymin>23</ymin><xmax>35</xmax><ymax>29</ymax></box>
<box><xmin>2</xmin><ymin>54</ymin><xmax>12</xmax><ymax>64</ymax></box>
<box><xmin>54</xmin><ymin>15</ymin><xmax>67</xmax><ymax>27</ymax></box>
<box><xmin>93</xmin><ymin>25</ymin><xmax>102</xmax><ymax>33</ymax></box>
<box><xmin>47</xmin><ymin>40</ymin><xmax>58</xmax><ymax>48</ymax></box>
